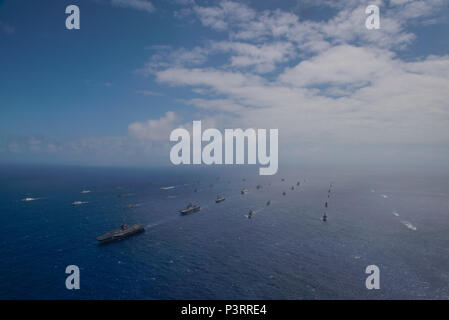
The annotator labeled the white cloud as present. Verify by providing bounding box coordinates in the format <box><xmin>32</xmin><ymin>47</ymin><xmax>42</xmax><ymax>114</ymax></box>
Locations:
<box><xmin>148</xmin><ymin>1</ymin><xmax>449</xmax><ymax>166</ymax></box>
<box><xmin>110</xmin><ymin>0</ymin><xmax>154</xmax><ymax>13</ymax></box>
<box><xmin>181</xmin><ymin>98</ymin><xmax>246</xmax><ymax>113</ymax></box>
<box><xmin>189</xmin><ymin>0</ymin><xmax>446</xmax><ymax>54</ymax></box>
<box><xmin>128</xmin><ymin>111</ymin><xmax>179</xmax><ymax>141</ymax></box>
<box><xmin>153</xmin><ymin>44</ymin><xmax>449</xmax><ymax>161</ymax></box>
<box><xmin>7</xmin><ymin>1</ymin><xmax>448</xmax><ymax>167</ymax></box>
<box><xmin>143</xmin><ymin>46</ymin><xmax>209</xmax><ymax>72</ymax></box>
<box><xmin>278</xmin><ymin>45</ymin><xmax>396</xmax><ymax>88</ymax></box>
<box><xmin>193</xmin><ymin>1</ymin><xmax>255</xmax><ymax>31</ymax></box>
<box><xmin>212</xmin><ymin>41</ymin><xmax>296</xmax><ymax>73</ymax></box>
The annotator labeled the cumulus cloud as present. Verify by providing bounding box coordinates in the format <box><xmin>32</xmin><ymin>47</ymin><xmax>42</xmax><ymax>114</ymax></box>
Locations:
<box><xmin>110</xmin><ymin>0</ymin><xmax>154</xmax><ymax>13</ymax></box>
<box><xmin>278</xmin><ymin>45</ymin><xmax>396</xmax><ymax>89</ymax></box>
<box><xmin>5</xmin><ymin>0</ymin><xmax>448</xmax><ymax>167</ymax></box>
<box><xmin>128</xmin><ymin>111</ymin><xmax>179</xmax><ymax>141</ymax></box>
<box><xmin>147</xmin><ymin>0</ymin><xmax>449</xmax><ymax>165</ymax></box>
<box><xmin>193</xmin><ymin>1</ymin><xmax>255</xmax><ymax>31</ymax></box>
<box><xmin>153</xmin><ymin>45</ymin><xmax>449</xmax><ymax>146</ymax></box>
<box><xmin>212</xmin><ymin>41</ymin><xmax>296</xmax><ymax>73</ymax></box>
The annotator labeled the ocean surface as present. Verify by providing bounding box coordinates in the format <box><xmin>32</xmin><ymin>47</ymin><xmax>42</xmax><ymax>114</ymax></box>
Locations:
<box><xmin>1</xmin><ymin>164</ymin><xmax>449</xmax><ymax>299</ymax></box>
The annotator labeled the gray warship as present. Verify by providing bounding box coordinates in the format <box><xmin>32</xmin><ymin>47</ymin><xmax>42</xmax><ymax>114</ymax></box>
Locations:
<box><xmin>96</xmin><ymin>223</ymin><xmax>145</xmax><ymax>244</ymax></box>
<box><xmin>215</xmin><ymin>195</ymin><xmax>225</xmax><ymax>203</ymax></box>
<box><xmin>179</xmin><ymin>203</ymin><xmax>201</xmax><ymax>215</ymax></box>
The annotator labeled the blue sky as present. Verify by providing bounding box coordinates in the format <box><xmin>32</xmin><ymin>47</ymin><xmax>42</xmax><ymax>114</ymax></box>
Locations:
<box><xmin>1</xmin><ymin>0</ymin><xmax>449</xmax><ymax>167</ymax></box>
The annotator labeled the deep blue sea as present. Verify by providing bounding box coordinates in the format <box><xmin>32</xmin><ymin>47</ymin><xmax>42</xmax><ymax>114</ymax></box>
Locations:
<box><xmin>1</xmin><ymin>164</ymin><xmax>448</xmax><ymax>299</ymax></box>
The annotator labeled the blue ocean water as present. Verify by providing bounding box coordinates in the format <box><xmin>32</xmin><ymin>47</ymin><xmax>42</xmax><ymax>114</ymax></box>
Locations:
<box><xmin>0</xmin><ymin>164</ymin><xmax>448</xmax><ymax>299</ymax></box>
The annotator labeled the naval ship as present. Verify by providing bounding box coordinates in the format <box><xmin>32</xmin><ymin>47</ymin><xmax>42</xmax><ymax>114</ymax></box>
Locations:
<box><xmin>96</xmin><ymin>223</ymin><xmax>145</xmax><ymax>244</ymax></box>
<box><xmin>215</xmin><ymin>195</ymin><xmax>225</xmax><ymax>203</ymax></box>
<box><xmin>179</xmin><ymin>203</ymin><xmax>201</xmax><ymax>215</ymax></box>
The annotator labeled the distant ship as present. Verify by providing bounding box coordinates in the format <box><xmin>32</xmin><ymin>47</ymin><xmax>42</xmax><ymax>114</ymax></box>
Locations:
<box><xmin>266</xmin><ymin>200</ymin><xmax>271</xmax><ymax>206</ymax></box>
<box><xmin>80</xmin><ymin>190</ymin><xmax>91</xmax><ymax>194</ymax></box>
<box><xmin>96</xmin><ymin>223</ymin><xmax>145</xmax><ymax>244</ymax></box>
<box><xmin>291</xmin><ymin>186</ymin><xmax>294</xmax><ymax>190</ymax></box>
<box><xmin>21</xmin><ymin>197</ymin><xmax>37</xmax><ymax>202</ymax></box>
<box><xmin>247</xmin><ymin>210</ymin><xmax>254</xmax><ymax>219</ymax></box>
<box><xmin>322</xmin><ymin>183</ymin><xmax>332</xmax><ymax>222</ymax></box>
<box><xmin>282</xmin><ymin>191</ymin><xmax>286</xmax><ymax>196</ymax></box>
<box><xmin>241</xmin><ymin>188</ymin><xmax>249</xmax><ymax>194</ymax></box>
<box><xmin>256</xmin><ymin>184</ymin><xmax>262</xmax><ymax>190</ymax></box>
<box><xmin>72</xmin><ymin>201</ymin><xmax>87</xmax><ymax>206</ymax></box>
<box><xmin>124</xmin><ymin>204</ymin><xmax>135</xmax><ymax>209</ymax></box>
<box><xmin>215</xmin><ymin>195</ymin><xmax>225</xmax><ymax>203</ymax></box>
<box><xmin>179</xmin><ymin>203</ymin><xmax>201</xmax><ymax>215</ymax></box>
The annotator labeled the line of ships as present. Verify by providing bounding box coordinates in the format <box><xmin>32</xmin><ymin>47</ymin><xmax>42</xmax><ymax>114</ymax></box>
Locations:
<box><xmin>23</xmin><ymin>179</ymin><xmax>333</xmax><ymax>244</ymax></box>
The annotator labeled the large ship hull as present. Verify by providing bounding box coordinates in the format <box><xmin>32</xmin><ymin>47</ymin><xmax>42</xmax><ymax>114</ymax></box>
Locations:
<box><xmin>179</xmin><ymin>206</ymin><xmax>200</xmax><ymax>215</ymax></box>
<box><xmin>96</xmin><ymin>224</ymin><xmax>145</xmax><ymax>244</ymax></box>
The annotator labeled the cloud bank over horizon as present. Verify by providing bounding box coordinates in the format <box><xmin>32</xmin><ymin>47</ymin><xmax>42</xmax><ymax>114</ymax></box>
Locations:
<box><xmin>1</xmin><ymin>0</ymin><xmax>449</xmax><ymax>168</ymax></box>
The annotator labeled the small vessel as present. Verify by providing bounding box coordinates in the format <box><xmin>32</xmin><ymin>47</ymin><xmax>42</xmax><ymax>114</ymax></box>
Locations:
<box><xmin>248</xmin><ymin>210</ymin><xmax>254</xmax><ymax>219</ymax></box>
<box><xmin>72</xmin><ymin>201</ymin><xmax>87</xmax><ymax>206</ymax></box>
<box><xmin>21</xmin><ymin>197</ymin><xmax>37</xmax><ymax>202</ymax></box>
<box><xmin>282</xmin><ymin>191</ymin><xmax>286</xmax><ymax>196</ymax></box>
<box><xmin>179</xmin><ymin>203</ymin><xmax>201</xmax><ymax>215</ymax></box>
<box><xmin>80</xmin><ymin>190</ymin><xmax>91</xmax><ymax>194</ymax></box>
<box><xmin>124</xmin><ymin>204</ymin><xmax>135</xmax><ymax>209</ymax></box>
<box><xmin>291</xmin><ymin>186</ymin><xmax>294</xmax><ymax>190</ymax></box>
<box><xmin>323</xmin><ymin>186</ymin><xmax>331</xmax><ymax>221</ymax></box>
<box><xmin>96</xmin><ymin>223</ymin><xmax>145</xmax><ymax>244</ymax></box>
<box><xmin>215</xmin><ymin>195</ymin><xmax>226</xmax><ymax>203</ymax></box>
<box><xmin>256</xmin><ymin>184</ymin><xmax>262</xmax><ymax>190</ymax></box>
<box><xmin>241</xmin><ymin>188</ymin><xmax>249</xmax><ymax>194</ymax></box>
<box><xmin>281</xmin><ymin>178</ymin><xmax>285</xmax><ymax>182</ymax></box>
<box><xmin>266</xmin><ymin>200</ymin><xmax>271</xmax><ymax>206</ymax></box>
